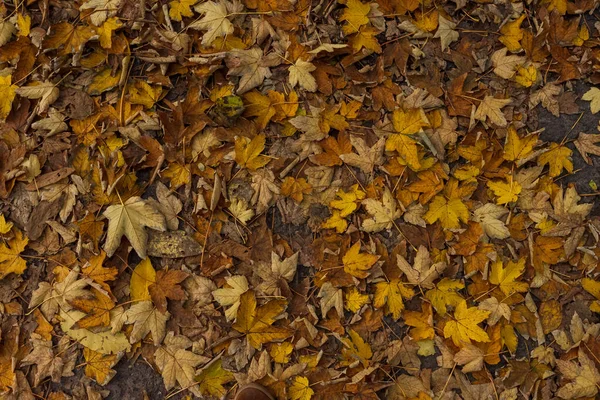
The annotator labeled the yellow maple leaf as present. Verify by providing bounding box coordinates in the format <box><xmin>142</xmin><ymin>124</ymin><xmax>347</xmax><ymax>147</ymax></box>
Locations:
<box><xmin>289</xmin><ymin>376</ymin><xmax>314</xmax><ymax>400</ymax></box>
<box><xmin>374</xmin><ymin>279</ymin><xmax>414</xmax><ymax>319</ymax></box>
<box><xmin>0</xmin><ymin>230</ymin><xmax>29</xmax><ymax>279</ymax></box>
<box><xmin>232</xmin><ymin>290</ymin><xmax>292</xmax><ymax>349</ymax></box>
<box><xmin>169</xmin><ymin>0</ymin><xmax>196</xmax><ymax>21</ymax></box>
<box><xmin>321</xmin><ymin>210</ymin><xmax>348</xmax><ymax>233</ymax></box>
<box><xmin>235</xmin><ymin>134</ymin><xmax>271</xmax><ymax>170</ymax></box>
<box><xmin>128</xmin><ymin>81</ymin><xmax>162</xmax><ymax>109</ymax></box>
<box><xmin>404</xmin><ymin>304</ymin><xmax>434</xmax><ymax>341</ymax></box>
<box><xmin>443</xmin><ymin>300</ymin><xmax>490</xmax><ymax>346</ymax></box>
<box><xmin>542</xmin><ymin>0</ymin><xmax>566</xmax><ymax>15</ymax></box>
<box><xmin>503</xmin><ymin>125</ymin><xmax>537</xmax><ymax>161</ymax></box>
<box><xmin>269</xmin><ymin>341</ymin><xmax>293</xmax><ymax>363</ymax></box>
<box><xmin>0</xmin><ymin>214</ymin><xmax>13</xmax><ymax>234</ymax></box>
<box><xmin>499</xmin><ymin>15</ymin><xmax>525</xmax><ymax>52</ymax></box>
<box><xmin>330</xmin><ymin>184</ymin><xmax>366</xmax><ymax>217</ymax></box>
<box><xmin>340</xmin><ymin>329</ymin><xmax>372</xmax><ymax>368</ymax></box>
<box><xmin>425</xmin><ymin>278</ymin><xmax>464</xmax><ymax>315</ymax></box>
<box><xmin>413</xmin><ymin>9</ymin><xmax>438</xmax><ymax>32</ymax></box>
<box><xmin>339</xmin><ymin>0</ymin><xmax>370</xmax><ymax>35</ymax></box>
<box><xmin>342</xmin><ymin>242</ymin><xmax>379</xmax><ymax>279</ymax></box>
<box><xmin>195</xmin><ymin>359</ymin><xmax>234</xmax><ymax>397</ymax></box>
<box><xmin>16</xmin><ymin>13</ymin><xmax>31</xmax><ymax>36</ymax></box>
<box><xmin>489</xmin><ymin>258</ymin><xmax>529</xmax><ymax>296</ymax></box>
<box><xmin>162</xmin><ymin>162</ymin><xmax>191</xmax><ymax>189</ymax></box>
<box><xmin>344</xmin><ymin>287</ymin><xmax>369</xmax><ymax>312</ymax></box>
<box><xmin>349</xmin><ymin>26</ymin><xmax>382</xmax><ymax>53</ymax></box>
<box><xmin>243</xmin><ymin>91</ymin><xmax>276</xmax><ymax>129</ymax></box>
<box><xmin>515</xmin><ymin>64</ymin><xmax>537</xmax><ymax>88</ymax></box>
<box><xmin>83</xmin><ymin>347</ymin><xmax>119</xmax><ymax>385</ymax></box>
<box><xmin>392</xmin><ymin>107</ymin><xmax>429</xmax><ymax>135</ymax></box>
<box><xmin>97</xmin><ymin>17</ymin><xmax>122</xmax><ymax>49</ymax></box>
<box><xmin>386</xmin><ymin>133</ymin><xmax>421</xmax><ymax>170</ymax></box>
<box><xmin>538</xmin><ymin>143</ymin><xmax>573</xmax><ymax>177</ymax></box>
<box><xmin>130</xmin><ymin>258</ymin><xmax>157</xmax><ymax>302</ymax></box>
<box><xmin>423</xmin><ymin>195</ymin><xmax>468</xmax><ymax>229</ymax></box>
<box><xmin>487</xmin><ymin>178</ymin><xmax>521</xmax><ymax>204</ymax></box>
<box><xmin>281</xmin><ymin>176</ymin><xmax>312</xmax><ymax>203</ymax></box>
<box><xmin>582</xmin><ymin>278</ymin><xmax>600</xmax><ymax>313</ymax></box>
<box><xmin>0</xmin><ymin>75</ymin><xmax>17</xmax><ymax>121</ymax></box>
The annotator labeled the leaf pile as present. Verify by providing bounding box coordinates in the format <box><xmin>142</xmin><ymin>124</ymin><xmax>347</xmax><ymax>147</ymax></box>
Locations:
<box><xmin>1</xmin><ymin>0</ymin><xmax>600</xmax><ymax>399</ymax></box>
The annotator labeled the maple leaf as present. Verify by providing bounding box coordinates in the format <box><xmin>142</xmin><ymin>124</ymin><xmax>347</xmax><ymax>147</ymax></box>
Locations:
<box><xmin>538</xmin><ymin>143</ymin><xmax>573</xmax><ymax>177</ymax></box>
<box><xmin>128</xmin><ymin>81</ymin><xmax>162</xmax><ymax>109</ymax></box>
<box><xmin>361</xmin><ymin>187</ymin><xmax>401</xmax><ymax>232</ymax></box>
<box><xmin>162</xmin><ymin>162</ymin><xmax>191</xmax><ymax>189</ymax></box>
<box><xmin>229</xmin><ymin>197</ymin><xmax>254</xmax><ymax>225</ymax></box>
<box><xmin>62</xmin><ymin>308</ymin><xmax>131</xmax><ymax>354</ymax></box>
<box><xmin>155</xmin><ymin>333</ymin><xmax>210</xmax><ymax>397</ymax></box>
<box><xmin>349</xmin><ymin>26</ymin><xmax>382</xmax><ymax>53</ymax></box>
<box><xmin>478</xmin><ymin>296</ymin><xmax>511</xmax><ymax>326</ymax></box>
<box><xmin>169</xmin><ymin>0</ymin><xmax>196</xmax><ymax>21</ymax></box>
<box><xmin>582</xmin><ymin>87</ymin><xmax>600</xmax><ymax>114</ymax></box>
<box><xmin>472</xmin><ymin>203</ymin><xmax>510</xmax><ymax>239</ymax></box>
<box><xmin>319</xmin><ymin>282</ymin><xmax>344</xmax><ymax>318</ymax></box>
<box><xmin>489</xmin><ymin>259</ymin><xmax>529</xmax><ymax>296</ymax></box>
<box><xmin>256</xmin><ymin>251</ymin><xmax>298</xmax><ymax>295</ymax></box>
<box><xmin>232</xmin><ymin>290</ymin><xmax>292</xmax><ymax>349</ymax></box>
<box><xmin>344</xmin><ymin>287</ymin><xmax>370</xmax><ymax>312</ymax></box>
<box><xmin>453</xmin><ymin>344</ymin><xmax>484</xmax><ymax>373</ymax></box>
<box><xmin>251</xmin><ymin>169</ymin><xmax>280</xmax><ymax>213</ymax></box>
<box><xmin>122</xmin><ymin>300</ymin><xmax>170</xmax><ymax>345</ymax></box>
<box><xmin>582</xmin><ymin>278</ymin><xmax>600</xmax><ymax>313</ymax></box>
<box><xmin>289</xmin><ymin>376</ymin><xmax>314</xmax><ymax>400</ymax></box>
<box><xmin>340</xmin><ymin>136</ymin><xmax>385</xmax><ymax>174</ymax></box>
<box><xmin>487</xmin><ymin>178</ymin><xmax>522</xmax><ymax>204</ymax></box>
<box><xmin>212</xmin><ymin>275</ymin><xmax>249</xmax><ymax>321</ymax></box>
<box><xmin>195</xmin><ymin>358</ymin><xmax>234</xmax><ymax>397</ymax></box>
<box><xmin>289</xmin><ymin>59</ymin><xmax>317</xmax><ymax>92</ymax></box>
<box><xmin>30</xmin><ymin>267</ymin><xmax>93</xmax><ymax>319</ymax></box>
<box><xmin>342</xmin><ymin>242</ymin><xmax>379</xmax><ymax>279</ymax></box>
<box><xmin>556</xmin><ymin>349</ymin><xmax>600</xmax><ymax>399</ymax></box>
<box><xmin>71</xmin><ymin>289</ymin><xmax>116</xmax><ymax>329</ymax></box>
<box><xmin>340</xmin><ymin>329</ymin><xmax>372</xmax><ymax>368</ymax></box>
<box><xmin>0</xmin><ymin>229</ymin><xmax>28</xmax><ymax>279</ymax></box>
<box><xmin>474</xmin><ymin>96</ymin><xmax>511</xmax><ymax>127</ymax></box>
<box><xmin>31</xmin><ymin>109</ymin><xmax>68</xmax><ymax>136</ymax></box>
<box><xmin>373</xmin><ymin>279</ymin><xmax>414</xmax><ymax>319</ymax></box>
<box><xmin>0</xmin><ymin>75</ymin><xmax>17</xmax><ymax>120</ymax></box>
<box><xmin>515</xmin><ymin>64</ymin><xmax>538</xmax><ymax>87</ymax></box>
<box><xmin>103</xmin><ymin>196</ymin><xmax>167</xmax><ymax>258</ymax></box>
<box><xmin>189</xmin><ymin>0</ymin><xmax>235</xmax><ymax>45</ymax></box>
<box><xmin>281</xmin><ymin>177</ymin><xmax>312</xmax><ymax>203</ymax></box>
<box><xmin>397</xmin><ymin>245</ymin><xmax>446</xmax><ymax>289</ymax></box>
<box><xmin>423</xmin><ymin>195</ymin><xmax>468</xmax><ymax>229</ymax></box>
<box><xmin>21</xmin><ymin>334</ymin><xmax>76</xmax><ymax>386</ymax></box>
<box><xmin>243</xmin><ymin>91</ymin><xmax>277</xmax><ymax>129</ymax></box>
<box><xmin>148</xmin><ymin>269</ymin><xmax>188</xmax><ymax>313</ymax></box>
<box><xmin>313</xmin><ymin>132</ymin><xmax>352</xmax><ymax>166</ymax></box>
<box><xmin>574</xmin><ymin>132</ymin><xmax>600</xmax><ymax>164</ymax></box>
<box><xmin>235</xmin><ymin>134</ymin><xmax>271</xmax><ymax>170</ymax></box>
<box><xmin>225</xmin><ymin>48</ymin><xmax>279</xmax><ymax>94</ymax></box>
<box><xmin>503</xmin><ymin>125</ymin><xmax>537</xmax><ymax>161</ymax></box>
<box><xmin>43</xmin><ymin>22</ymin><xmax>95</xmax><ymax>55</ymax></box>
<box><xmin>147</xmin><ymin>181</ymin><xmax>183</xmax><ymax>231</ymax></box>
<box><xmin>83</xmin><ymin>347</ymin><xmax>120</xmax><ymax>385</ymax></box>
<box><xmin>425</xmin><ymin>278</ymin><xmax>464</xmax><ymax>315</ymax></box>
<box><xmin>392</xmin><ymin>107</ymin><xmax>429</xmax><ymax>135</ymax></box>
<box><xmin>434</xmin><ymin>15</ymin><xmax>458</xmax><ymax>51</ymax></box>
<box><xmin>443</xmin><ymin>300</ymin><xmax>490</xmax><ymax>346</ymax></box>
<box><xmin>130</xmin><ymin>258</ymin><xmax>156</xmax><ymax>302</ymax></box>
<box><xmin>339</xmin><ymin>0</ymin><xmax>370</xmax><ymax>35</ymax></box>
<box><xmin>499</xmin><ymin>14</ymin><xmax>525</xmax><ymax>52</ymax></box>
<box><xmin>330</xmin><ymin>184</ymin><xmax>365</xmax><ymax>217</ymax></box>
<box><xmin>530</xmin><ymin>83</ymin><xmax>561</xmax><ymax>117</ymax></box>
<box><xmin>97</xmin><ymin>17</ymin><xmax>122</xmax><ymax>48</ymax></box>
